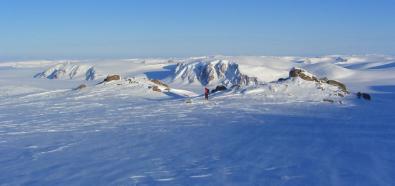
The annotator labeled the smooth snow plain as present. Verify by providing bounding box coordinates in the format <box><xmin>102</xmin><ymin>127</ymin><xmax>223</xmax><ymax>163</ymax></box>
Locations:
<box><xmin>1</xmin><ymin>55</ymin><xmax>395</xmax><ymax>186</ymax></box>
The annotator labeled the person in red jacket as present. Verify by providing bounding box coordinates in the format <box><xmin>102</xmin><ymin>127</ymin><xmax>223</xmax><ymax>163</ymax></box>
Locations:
<box><xmin>204</xmin><ymin>87</ymin><xmax>209</xmax><ymax>100</ymax></box>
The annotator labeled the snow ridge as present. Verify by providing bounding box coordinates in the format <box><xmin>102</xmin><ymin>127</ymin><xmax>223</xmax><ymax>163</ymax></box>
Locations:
<box><xmin>34</xmin><ymin>62</ymin><xmax>96</xmax><ymax>80</ymax></box>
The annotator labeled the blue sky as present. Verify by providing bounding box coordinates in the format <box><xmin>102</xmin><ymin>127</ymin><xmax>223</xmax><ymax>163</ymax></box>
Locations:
<box><xmin>1</xmin><ymin>0</ymin><xmax>394</xmax><ymax>60</ymax></box>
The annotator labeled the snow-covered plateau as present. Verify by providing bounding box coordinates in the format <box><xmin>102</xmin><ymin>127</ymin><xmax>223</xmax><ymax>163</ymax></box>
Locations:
<box><xmin>1</xmin><ymin>55</ymin><xmax>395</xmax><ymax>185</ymax></box>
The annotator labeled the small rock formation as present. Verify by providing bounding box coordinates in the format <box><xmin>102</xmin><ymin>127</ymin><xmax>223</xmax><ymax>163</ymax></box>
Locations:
<box><xmin>289</xmin><ymin>67</ymin><xmax>349</xmax><ymax>93</ymax></box>
<box><xmin>326</xmin><ymin>80</ymin><xmax>348</xmax><ymax>93</ymax></box>
<box><xmin>211</xmin><ymin>85</ymin><xmax>227</xmax><ymax>93</ymax></box>
<box><xmin>185</xmin><ymin>99</ymin><xmax>192</xmax><ymax>104</ymax></box>
<box><xmin>335</xmin><ymin>57</ymin><xmax>348</xmax><ymax>63</ymax></box>
<box><xmin>150</xmin><ymin>79</ymin><xmax>170</xmax><ymax>90</ymax></box>
<box><xmin>289</xmin><ymin>68</ymin><xmax>319</xmax><ymax>82</ymax></box>
<box><xmin>323</xmin><ymin>99</ymin><xmax>335</xmax><ymax>103</ymax></box>
<box><xmin>97</xmin><ymin>75</ymin><xmax>121</xmax><ymax>85</ymax></box>
<box><xmin>128</xmin><ymin>78</ymin><xmax>139</xmax><ymax>84</ymax></box>
<box><xmin>152</xmin><ymin>86</ymin><xmax>161</xmax><ymax>92</ymax></box>
<box><xmin>277</xmin><ymin>77</ymin><xmax>289</xmax><ymax>82</ymax></box>
<box><xmin>363</xmin><ymin>93</ymin><xmax>371</xmax><ymax>101</ymax></box>
<box><xmin>73</xmin><ymin>84</ymin><xmax>87</xmax><ymax>90</ymax></box>
<box><xmin>357</xmin><ymin>92</ymin><xmax>371</xmax><ymax>101</ymax></box>
<box><xmin>103</xmin><ymin>75</ymin><xmax>121</xmax><ymax>82</ymax></box>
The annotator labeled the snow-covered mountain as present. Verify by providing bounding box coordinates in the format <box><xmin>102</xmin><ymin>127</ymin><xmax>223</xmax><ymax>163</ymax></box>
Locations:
<box><xmin>34</xmin><ymin>62</ymin><xmax>96</xmax><ymax>80</ymax></box>
<box><xmin>173</xmin><ymin>59</ymin><xmax>258</xmax><ymax>86</ymax></box>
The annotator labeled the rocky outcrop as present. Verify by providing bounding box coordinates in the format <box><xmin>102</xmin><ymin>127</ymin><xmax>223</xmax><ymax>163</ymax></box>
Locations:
<box><xmin>289</xmin><ymin>68</ymin><xmax>319</xmax><ymax>82</ymax></box>
<box><xmin>97</xmin><ymin>75</ymin><xmax>121</xmax><ymax>85</ymax></box>
<box><xmin>289</xmin><ymin>68</ymin><xmax>348</xmax><ymax>93</ymax></box>
<box><xmin>152</xmin><ymin>86</ymin><xmax>161</xmax><ymax>92</ymax></box>
<box><xmin>323</xmin><ymin>99</ymin><xmax>335</xmax><ymax>103</ymax></box>
<box><xmin>185</xmin><ymin>99</ymin><xmax>192</xmax><ymax>104</ymax></box>
<box><xmin>73</xmin><ymin>84</ymin><xmax>87</xmax><ymax>90</ymax></box>
<box><xmin>174</xmin><ymin>60</ymin><xmax>258</xmax><ymax>86</ymax></box>
<box><xmin>103</xmin><ymin>75</ymin><xmax>121</xmax><ymax>82</ymax></box>
<box><xmin>211</xmin><ymin>85</ymin><xmax>227</xmax><ymax>93</ymax></box>
<box><xmin>326</xmin><ymin>80</ymin><xmax>348</xmax><ymax>93</ymax></box>
<box><xmin>239</xmin><ymin>74</ymin><xmax>258</xmax><ymax>86</ymax></box>
<box><xmin>150</xmin><ymin>79</ymin><xmax>170</xmax><ymax>90</ymax></box>
<box><xmin>357</xmin><ymin>92</ymin><xmax>371</xmax><ymax>101</ymax></box>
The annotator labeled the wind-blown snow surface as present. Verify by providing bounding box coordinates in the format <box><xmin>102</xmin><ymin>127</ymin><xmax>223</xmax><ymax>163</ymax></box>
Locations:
<box><xmin>1</xmin><ymin>55</ymin><xmax>395</xmax><ymax>185</ymax></box>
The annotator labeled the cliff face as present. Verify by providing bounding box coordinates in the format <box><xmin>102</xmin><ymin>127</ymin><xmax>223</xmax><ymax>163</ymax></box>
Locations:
<box><xmin>174</xmin><ymin>60</ymin><xmax>258</xmax><ymax>86</ymax></box>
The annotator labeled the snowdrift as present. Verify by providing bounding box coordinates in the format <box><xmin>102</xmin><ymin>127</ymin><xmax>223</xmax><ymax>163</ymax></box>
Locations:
<box><xmin>303</xmin><ymin>62</ymin><xmax>354</xmax><ymax>80</ymax></box>
<box><xmin>34</xmin><ymin>63</ymin><xmax>96</xmax><ymax>80</ymax></box>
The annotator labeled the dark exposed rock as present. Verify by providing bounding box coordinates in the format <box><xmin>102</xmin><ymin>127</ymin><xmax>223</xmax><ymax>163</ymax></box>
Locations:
<box><xmin>326</xmin><ymin>80</ymin><xmax>348</xmax><ymax>93</ymax></box>
<box><xmin>97</xmin><ymin>75</ymin><xmax>121</xmax><ymax>85</ymax></box>
<box><xmin>128</xmin><ymin>78</ymin><xmax>139</xmax><ymax>84</ymax></box>
<box><xmin>289</xmin><ymin>68</ymin><xmax>319</xmax><ymax>82</ymax></box>
<box><xmin>363</xmin><ymin>93</ymin><xmax>371</xmax><ymax>100</ymax></box>
<box><xmin>150</xmin><ymin>79</ymin><xmax>170</xmax><ymax>90</ymax></box>
<box><xmin>104</xmin><ymin>75</ymin><xmax>120</xmax><ymax>82</ymax></box>
<box><xmin>152</xmin><ymin>86</ymin><xmax>161</xmax><ymax>92</ymax></box>
<box><xmin>211</xmin><ymin>85</ymin><xmax>227</xmax><ymax>93</ymax></box>
<box><xmin>289</xmin><ymin>68</ymin><xmax>303</xmax><ymax>78</ymax></box>
<box><xmin>277</xmin><ymin>77</ymin><xmax>289</xmax><ymax>82</ymax></box>
<box><xmin>357</xmin><ymin>92</ymin><xmax>371</xmax><ymax>101</ymax></box>
<box><xmin>73</xmin><ymin>84</ymin><xmax>87</xmax><ymax>90</ymax></box>
<box><xmin>323</xmin><ymin>99</ymin><xmax>335</xmax><ymax>103</ymax></box>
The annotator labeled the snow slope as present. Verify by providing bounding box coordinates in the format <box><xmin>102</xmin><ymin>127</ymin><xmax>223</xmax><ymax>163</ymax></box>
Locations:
<box><xmin>303</xmin><ymin>63</ymin><xmax>354</xmax><ymax>80</ymax></box>
<box><xmin>241</xmin><ymin>77</ymin><xmax>347</xmax><ymax>103</ymax></box>
<box><xmin>1</xmin><ymin>55</ymin><xmax>395</xmax><ymax>185</ymax></box>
